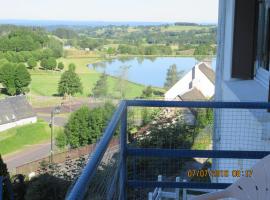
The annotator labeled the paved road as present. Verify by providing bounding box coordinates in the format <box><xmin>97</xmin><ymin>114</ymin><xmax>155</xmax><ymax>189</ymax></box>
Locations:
<box><xmin>38</xmin><ymin>115</ymin><xmax>67</xmax><ymax>127</ymax></box>
<box><xmin>3</xmin><ymin>143</ymin><xmax>51</xmax><ymax>171</ymax></box>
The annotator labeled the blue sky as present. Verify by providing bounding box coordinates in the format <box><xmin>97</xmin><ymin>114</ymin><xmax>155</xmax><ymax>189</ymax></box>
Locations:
<box><xmin>0</xmin><ymin>0</ymin><xmax>218</xmax><ymax>23</ymax></box>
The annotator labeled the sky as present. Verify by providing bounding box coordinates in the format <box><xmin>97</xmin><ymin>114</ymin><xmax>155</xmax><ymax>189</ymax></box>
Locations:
<box><xmin>0</xmin><ymin>0</ymin><xmax>218</xmax><ymax>23</ymax></box>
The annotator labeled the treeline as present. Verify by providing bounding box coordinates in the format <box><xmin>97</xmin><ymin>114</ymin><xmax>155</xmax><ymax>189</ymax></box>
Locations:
<box><xmin>0</xmin><ymin>25</ymin><xmax>63</xmax><ymax>60</ymax></box>
<box><xmin>51</xmin><ymin>26</ymin><xmax>217</xmax><ymax>56</ymax></box>
<box><xmin>0</xmin><ymin>27</ymin><xmax>48</xmax><ymax>51</ymax></box>
<box><xmin>117</xmin><ymin>44</ymin><xmax>172</xmax><ymax>55</ymax></box>
<box><xmin>78</xmin><ymin>26</ymin><xmax>217</xmax><ymax>46</ymax></box>
<box><xmin>174</xmin><ymin>22</ymin><xmax>199</xmax><ymax>26</ymax></box>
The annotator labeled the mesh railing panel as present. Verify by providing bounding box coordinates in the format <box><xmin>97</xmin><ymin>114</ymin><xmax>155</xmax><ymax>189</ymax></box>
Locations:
<box><xmin>126</xmin><ymin>105</ymin><xmax>270</xmax><ymax>199</ymax></box>
<box><xmin>84</xmin><ymin>137</ymin><xmax>120</xmax><ymax>200</ymax></box>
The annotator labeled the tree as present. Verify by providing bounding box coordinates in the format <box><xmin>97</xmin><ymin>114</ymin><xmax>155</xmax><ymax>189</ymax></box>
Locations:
<box><xmin>58</xmin><ymin>64</ymin><xmax>83</xmax><ymax>96</ymax></box>
<box><xmin>25</xmin><ymin>174</ymin><xmax>70</xmax><ymax>200</ymax></box>
<box><xmin>40</xmin><ymin>58</ymin><xmax>48</xmax><ymax>69</ymax></box>
<box><xmin>64</xmin><ymin>106</ymin><xmax>91</xmax><ymax>148</ymax></box>
<box><xmin>194</xmin><ymin>44</ymin><xmax>214</xmax><ymax>55</ymax></box>
<box><xmin>114</xmin><ymin>65</ymin><xmax>129</xmax><ymax>99</ymax></box>
<box><xmin>27</xmin><ymin>57</ymin><xmax>37</xmax><ymax>69</ymax></box>
<box><xmin>164</xmin><ymin>64</ymin><xmax>183</xmax><ymax>89</ymax></box>
<box><xmin>92</xmin><ymin>72</ymin><xmax>108</xmax><ymax>97</ymax></box>
<box><xmin>57</xmin><ymin>62</ymin><xmax>64</xmax><ymax>70</ymax></box>
<box><xmin>68</xmin><ymin>63</ymin><xmax>76</xmax><ymax>71</ymax></box>
<box><xmin>0</xmin><ymin>62</ymin><xmax>31</xmax><ymax>95</ymax></box>
<box><xmin>0</xmin><ymin>155</ymin><xmax>10</xmax><ymax>200</ymax></box>
<box><xmin>107</xmin><ymin>47</ymin><xmax>116</xmax><ymax>55</ymax></box>
<box><xmin>14</xmin><ymin>63</ymin><xmax>31</xmax><ymax>94</ymax></box>
<box><xmin>141</xmin><ymin>86</ymin><xmax>153</xmax><ymax>98</ymax></box>
<box><xmin>63</xmin><ymin>103</ymin><xmax>115</xmax><ymax>148</ymax></box>
<box><xmin>47</xmin><ymin>57</ymin><xmax>57</xmax><ymax>70</ymax></box>
<box><xmin>0</xmin><ymin>62</ymin><xmax>16</xmax><ymax>95</ymax></box>
<box><xmin>0</xmin><ymin>154</ymin><xmax>9</xmax><ymax>177</ymax></box>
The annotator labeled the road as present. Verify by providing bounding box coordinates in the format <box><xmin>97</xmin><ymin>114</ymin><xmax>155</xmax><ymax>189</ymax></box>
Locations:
<box><xmin>37</xmin><ymin>115</ymin><xmax>67</xmax><ymax>126</ymax></box>
<box><xmin>3</xmin><ymin>142</ymin><xmax>51</xmax><ymax>171</ymax></box>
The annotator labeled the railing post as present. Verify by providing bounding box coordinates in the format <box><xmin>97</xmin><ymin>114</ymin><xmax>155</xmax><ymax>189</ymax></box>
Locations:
<box><xmin>120</xmin><ymin>105</ymin><xmax>127</xmax><ymax>200</ymax></box>
<box><xmin>182</xmin><ymin>179</ymin><xmax>187</xmax><ymax>200</ymax></box>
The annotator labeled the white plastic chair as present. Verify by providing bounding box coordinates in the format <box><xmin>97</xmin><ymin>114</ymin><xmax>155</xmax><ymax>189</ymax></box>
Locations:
<box><xmin>191</xmin><ymin>154</ymin><xmax>270</xmax><ymax>200</ymax></box>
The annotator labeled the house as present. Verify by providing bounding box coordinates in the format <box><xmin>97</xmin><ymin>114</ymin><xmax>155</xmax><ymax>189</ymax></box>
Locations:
<box><xmin>164</xmin><ymin>62</ymin><xmax>215</xmax><ymax>101</ymax></box>
<box><xmin>0</xmin><ymin>96</ymin><xmax>37</xmax><ymax>132</ymax></box>
<box><xmin>63</xmin><ymin>45</ymin><xmax>72</xmax><ymax>50</ymax></box>
<box><xmin>213</xmin><ymin>0</ymin><xmax>270</xmax><ymax>184</ymax></box>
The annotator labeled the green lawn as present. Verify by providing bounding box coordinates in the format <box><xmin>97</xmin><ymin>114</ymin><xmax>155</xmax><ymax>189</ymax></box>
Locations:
<box><xmin>0</xmin><ymin>120</ymin><xmax>61</xmax><ymax>156</ymax></box>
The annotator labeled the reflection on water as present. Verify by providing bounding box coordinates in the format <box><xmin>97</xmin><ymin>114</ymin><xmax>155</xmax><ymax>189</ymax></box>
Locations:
<box><xmin>89</xmin><ymin>56</ymin><xmax>216</xmax><ymax>87</ymax></box>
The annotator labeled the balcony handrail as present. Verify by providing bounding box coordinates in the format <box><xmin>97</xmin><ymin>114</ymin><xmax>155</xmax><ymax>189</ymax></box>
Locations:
<box><xmin>65</xmin><ymin>100</ymin><xmax>270</xmax><ymax>200</ymax></box>
<box><xmin>126</xmin><ymin>100</ymin><xmax>270</xmax><ymax>109</ymax></box>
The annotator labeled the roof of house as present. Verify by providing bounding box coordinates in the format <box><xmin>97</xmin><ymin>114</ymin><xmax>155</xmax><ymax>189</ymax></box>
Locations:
<box><xmin>0</xmin><ymin>96</ymin><xmax>36</xmax><ymax>125</ymax></box>
<box><xmin>178</xmin><ymin>88</ymin><xmax>207</xmax><ymax>101</ymax></box>
<box><xmin>198</xmin><ymin>63</ymin><xmax>215</xmax><ymax>84</ymax></box>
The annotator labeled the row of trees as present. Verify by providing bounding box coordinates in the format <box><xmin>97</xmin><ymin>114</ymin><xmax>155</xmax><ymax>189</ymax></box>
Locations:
<box><xmin>117</xmin><ymin>44</ymin><xmax>173</xmax><ymax>55</ymax></box>
<box><xmin>0</xmin><ymin>48</ymin><xmax>60</xmax><ymax>64</ymax></box>
<box><xmin>40</xmin><ymin>58</ymin><xmax>64</xmax><ymax>71</ymax></box>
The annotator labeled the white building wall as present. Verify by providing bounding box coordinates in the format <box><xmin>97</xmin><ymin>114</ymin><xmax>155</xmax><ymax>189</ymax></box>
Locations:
<box><xmin>193</xmin><ymin>68</ymin><xmax>215</xmax><ymax>98</ymax></box>
<box><xmin>164</xmin><ymin>70</ymin><xmax>193</xmax><ymax>100</ymax></box>
<box><xmin>214</xmin><ymin>0</ymin><xmax>270</xmax><ymax>184</ymax></box>
<box><xmin>164</xmin><ymin>63</ymin><xmax>215</xmax><ymax>100</ymax></box>
<box><xmin>0</xmin><ymin>117</ymin><xmax>37</xmax><ymax>132</ymax></box>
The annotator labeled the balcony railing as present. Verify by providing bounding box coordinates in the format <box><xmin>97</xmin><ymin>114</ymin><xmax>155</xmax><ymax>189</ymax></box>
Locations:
<box><xmin>65</xmin><ymin>100</ymin><xmax>270</xmax><ymax>200</ymax></box>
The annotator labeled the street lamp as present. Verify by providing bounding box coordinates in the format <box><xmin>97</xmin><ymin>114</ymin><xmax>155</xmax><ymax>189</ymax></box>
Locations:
<box><xmin>50</xmin><ymin>106</ymin><xmax>61</xmax><ymax>163</ymax></box>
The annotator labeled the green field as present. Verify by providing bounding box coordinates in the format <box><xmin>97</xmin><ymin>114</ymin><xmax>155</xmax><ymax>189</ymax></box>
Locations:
<box><xmin>0</xmin><ymin>120</ymin><xmax>61</xmax><ymax>156</ymax></box>
<box><xmin>29</xmin><ymin>57</ymin><xmax>149</xmax><ymax>99</ymax></box>
<box><xmin>160</xmin><ymin>25</ymin><xmax>213</xmax><ymax>32</ymax></box>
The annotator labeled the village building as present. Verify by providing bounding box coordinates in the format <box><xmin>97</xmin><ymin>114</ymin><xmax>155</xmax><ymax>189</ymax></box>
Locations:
<box><xmin>0</xmin><ymin>96</ymin><xmax>37</xmax><ymax>132</ymax></box>
<box><xmin>164</xmin><ymin>62</ymin><xmax>215</xmax><ymax>101</ymax></box>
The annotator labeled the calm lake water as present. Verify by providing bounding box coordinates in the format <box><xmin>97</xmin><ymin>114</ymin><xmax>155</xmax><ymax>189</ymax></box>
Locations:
<box><xmin>88</xmin><ymin>57</ymin><xmax>216</xmax><ymax>87</ymax></box>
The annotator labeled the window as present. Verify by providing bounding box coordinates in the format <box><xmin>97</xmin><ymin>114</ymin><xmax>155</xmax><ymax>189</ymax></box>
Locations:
<box><xmin>192</xmin><ymin>67</ymin><xmax>195</xmax><ymax>80</ymax></box>
<box><xmin>231</xmin><ymin>0</ymin><xmax>258</xmax><ymax>79</ymax></box>
<box><xmin>255</xmin><ymin>0</ymin><xmax>270</xmax><ymax>71</ymax></box>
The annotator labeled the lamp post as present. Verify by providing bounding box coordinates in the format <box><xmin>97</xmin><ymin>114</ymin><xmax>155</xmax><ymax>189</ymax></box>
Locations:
<box><xmin>50</xmin><ymin>106</ymin><xmax>61</xmax><ymax>163</ymax></box>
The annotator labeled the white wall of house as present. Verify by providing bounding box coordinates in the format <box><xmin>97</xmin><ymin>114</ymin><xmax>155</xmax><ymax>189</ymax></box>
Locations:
<box><xmin>165</xmin><ymin>70</ymin><xmax>193</xmax><ymax>100</ymax></box>
<box><xmin>213</xmin><ymin>0</ymin><xmax>270</xmax><ymax>184</ymax></box>
<box><xmin>0</xmin><ymin>117</ymin><xmax>37</xmax><ymax>132</ymax></box>
<box><xmin>192</xmin><ymin>67</ymin><xmax>215</xmax><ymax>98</ymax></box>
<box><xmin>164</xmin><ymin>63</ymin><xmax>214</xmax><ymax>100</ymax></box>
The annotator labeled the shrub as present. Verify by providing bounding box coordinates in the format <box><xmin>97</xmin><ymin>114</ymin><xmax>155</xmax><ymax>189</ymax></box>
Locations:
<box><xmin>57</xmin><ymin>62</ymin><xmax>64</xmax><ymax>70</ymax></box>
<box><xmin>27</xmin><ymin>58</ymin><xmax>37</xmax><ymax>69</ymax></box>
<box><xmin>24</xmin><ymin>174</ymin><xmax>70</xmax><ymax>200</ymax></box>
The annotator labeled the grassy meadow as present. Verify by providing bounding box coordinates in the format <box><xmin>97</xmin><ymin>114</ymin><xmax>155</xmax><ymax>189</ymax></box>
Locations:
<box><xmin>0</xmin><ymin>120</ymin><xmax>62</xmax><ymax>156</ymax></box>
<box><xmin>29</xmin><ymin>57</ymin><xmax>147</xmax><ymax>99</ymax></box>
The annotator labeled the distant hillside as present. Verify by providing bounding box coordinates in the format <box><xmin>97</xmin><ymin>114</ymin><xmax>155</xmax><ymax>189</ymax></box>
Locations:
<box><xmin>174</xmin><ymin>22</ymin><xmax>199</xmax><ymax>26</ymax></box>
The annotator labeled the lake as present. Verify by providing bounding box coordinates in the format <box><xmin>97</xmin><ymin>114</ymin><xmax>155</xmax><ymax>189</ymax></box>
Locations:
<box><xmin>88</xmin><ymin>57</ymin><xmax>216</xmax><ymax>88</ymax></box>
